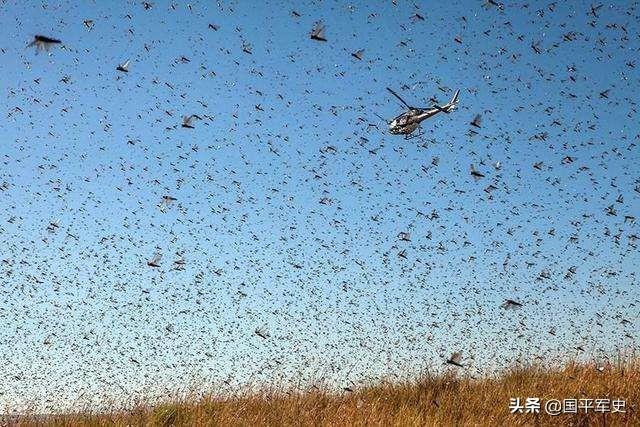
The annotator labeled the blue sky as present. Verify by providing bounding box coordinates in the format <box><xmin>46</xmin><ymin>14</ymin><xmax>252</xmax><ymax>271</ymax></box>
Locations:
<box><xmin>0</xmin><ymin>0</ymin><xmax>638</xmax><ymax>411</ymax></box>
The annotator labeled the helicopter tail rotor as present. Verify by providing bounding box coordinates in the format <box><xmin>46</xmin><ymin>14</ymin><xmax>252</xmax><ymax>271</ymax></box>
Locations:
<box><xmin>442</xmin><ymin>89</ymin><xmax>460</xmax><ymax>113</ymax></box>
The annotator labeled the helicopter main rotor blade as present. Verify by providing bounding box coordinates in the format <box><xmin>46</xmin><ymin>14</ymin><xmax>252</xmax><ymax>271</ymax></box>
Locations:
<box><xmin>374</xmin><ymin>112</ymin><xmax>391</xmax><ymax>124</ymax></box>
<box><xmin>386</xmin><ymin>87</ymin><xmax>413</xmax><ymax>109</ymax></box>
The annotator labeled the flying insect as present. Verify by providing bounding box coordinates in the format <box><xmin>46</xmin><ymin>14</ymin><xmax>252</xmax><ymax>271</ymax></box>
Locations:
<box><xmin>386</xmin><ymin>87</ymin><xmax>460</xmax><ymax>137</ymax></box>
<box><xmin>27</xmin><ymin>35</ymin><xmax>62</xmax><ymax>51</ymax></box>
<box><xmin>446</xmin><ymin>351</ymin><xmax>464</xmax><ymax>367</ymax></box>
<box><xmin>116</xmin><ymin>59</ymin><xmax>131</xmax><ymax>72</ymax></box>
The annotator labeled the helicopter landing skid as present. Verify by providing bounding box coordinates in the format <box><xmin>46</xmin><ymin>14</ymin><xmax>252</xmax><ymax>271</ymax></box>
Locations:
<box><xmin>404</xmin><ymin>130</ymin><xmax>425</xmax><ymax>140</ymax></box>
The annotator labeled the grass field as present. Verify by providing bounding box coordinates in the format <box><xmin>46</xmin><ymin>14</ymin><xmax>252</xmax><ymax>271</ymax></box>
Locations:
<box><xmin>5</xmin><ymin>359</ymin><xmax>638</xmax><ymax>426</ymax></box>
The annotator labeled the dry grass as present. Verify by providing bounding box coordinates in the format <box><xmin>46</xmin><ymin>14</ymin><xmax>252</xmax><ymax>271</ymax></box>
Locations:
<box><xmin>5</xmin><ymin>359</ymin><xmax>639</xmax><ymax>426</ymax></box>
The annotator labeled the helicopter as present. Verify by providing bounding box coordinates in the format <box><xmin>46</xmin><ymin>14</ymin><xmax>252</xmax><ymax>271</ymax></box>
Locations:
<box><xmin>386</xmin><ymin>87</ymin><xmax>460</xmax><ymax>137</ymax></box>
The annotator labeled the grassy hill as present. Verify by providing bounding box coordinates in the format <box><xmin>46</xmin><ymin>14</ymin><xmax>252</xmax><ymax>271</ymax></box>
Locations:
<box><xmin>6</xmin><ymin>359</ymin><xmax>638</xmax><ymax>426</ymax></box>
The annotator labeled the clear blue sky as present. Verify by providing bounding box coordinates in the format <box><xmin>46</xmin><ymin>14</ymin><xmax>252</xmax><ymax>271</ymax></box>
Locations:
<box><xmin>0</xmin><ymin>0</ymin><xmax>638</xmax><ymax>411</ymax></box>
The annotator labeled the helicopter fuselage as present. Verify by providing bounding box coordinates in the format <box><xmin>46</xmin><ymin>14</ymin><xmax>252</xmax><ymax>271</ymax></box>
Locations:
<box><xmin>388</xmin><ymin>107</ymin><xmax>443</xmax><ymax>135</ymax></box>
